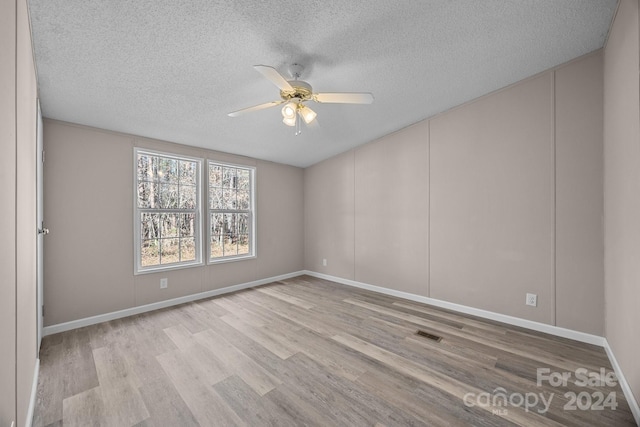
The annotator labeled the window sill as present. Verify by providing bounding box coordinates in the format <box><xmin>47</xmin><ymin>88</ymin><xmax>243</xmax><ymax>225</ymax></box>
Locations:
<box><xmin>134</xmin><ymin>260</ymin><xmax>204</xmax><ymax>275</ymax></box>
<box><xmin>208</xmin><ymin>254</ymin><xmax>256</xmax><ymax>265</ymax></box>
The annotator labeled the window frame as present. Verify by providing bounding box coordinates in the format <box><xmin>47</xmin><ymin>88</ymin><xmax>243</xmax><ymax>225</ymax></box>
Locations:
<box><xmin>133</xmin><ymin>147</ymin><xmax>204</xmax><ymax>274</ymax></box>
<box><xmin>207</xmin><ymin>160</ymin><xmax>257</xmax><ymax>264</ymax></box>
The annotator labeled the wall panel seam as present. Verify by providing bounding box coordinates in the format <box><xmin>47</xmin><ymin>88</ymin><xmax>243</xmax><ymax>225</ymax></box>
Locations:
<box><xmin>551</xmin><ymin>70</ymin><xmax>557</xmax><ymax>326</ymax></box>
<box><xmin>427</xmin><ymin>120</ymin><xmax>431</xmax><ymax>298</ymax></box>
<box><xmin>13</xmin><ymin>0</ymin><xmax>19</xmax><ymax>422</ymax></box>
<box><xmin>353</xmin><ymin>150</ymin><xmax>356</xmax><ymax>281</ymax></box>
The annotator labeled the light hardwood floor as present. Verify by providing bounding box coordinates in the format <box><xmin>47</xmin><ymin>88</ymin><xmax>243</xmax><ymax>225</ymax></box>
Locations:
<box><xmin>33</xmin><ymin>276</ymin><xmax>636</xmax><ymax>426</ymax></box>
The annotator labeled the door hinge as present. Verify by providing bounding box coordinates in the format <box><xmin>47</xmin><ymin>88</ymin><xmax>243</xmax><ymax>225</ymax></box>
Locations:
<box><xmin>42</xmin><ymin>150</ymin><xmax>45</xmax><ymax>163</ymax></box>
<box><xmin>42</xmin><ymin>305</ymin><xmax>45</xmax><ymax>317</ymax></box>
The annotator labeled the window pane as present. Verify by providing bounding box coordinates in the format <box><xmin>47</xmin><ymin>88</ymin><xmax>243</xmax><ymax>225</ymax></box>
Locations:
<box><xmin>180</xmin><ymin>238</ymin><xmax>196</xmax><ymax>261</ymax></box>
<box><xmin>209</xmin><ymin>165</ymin><xmax>222</xmax><ymax>187</ymax></box>
<box><xmin>160</xmin><ymin>238</ymin><xmax>180</xmax><ymax>264</ymax></box>
<box><xmin>210</xmin><ymin>188</ymin><xmax>223</xmax><ymax>210</ymax></box>
<box><xmin>237</xmin><ymin>169</ymin><xmax>250</xmax><ymax>190</ymax></box>
<box><xmin>179</xmin><ymin>160</ymin><xmax>196</xmax><ymax>185</ymax></box>
<box><xmin>159</xmin><ymin>184</ymin><xmax>179</xmax><ymax>209</ymax></box>
<box><xmin>211</xmin><ymin>213</ymin><xmax>224</xmax><ymax>235</ymax></box>
<box><xmin>179</xmin><ymin>213</ymin><xmax>195</xmax><ymax>237</ymax></box>
<box><xmin>141</xmin><ymin>240</ymin><xmax>159</xmax><ymax>266</ymax></box>
<box><xmin>161</xmin><ymin>213</ymin><xmax>179</xmax><ymax>238</ymax></box>
<box><xmin>211</xmin><ymin>236</ymin><xmax>224</xmax><ymax>258</ymax></box>
<box><xmin>137</xmin><ymin>154</ymin><xmax>157</xmax><ymax>182</ymax></box>
<box><xmin>224</xmin><ymin>213</ymin><xmax>236</xmax><ymax>236</ymax></box>
<box><xmin>237</xmin><ymin>213</ymin><xmax>249</xmax><ymax>234</ymax></box>
<box><xmin>238</xmin><ymin>234</ymin><xmax>249</xmax><ymax>255</ymax></box>
<box><xmin>158</xmin><ymin>158</ymin><xmax>178</xmax><ymax>183</ymax></box>
<box><xmin>223</xmin><ymin>236</ymin><xmax>237</xmax><ymax>256</ymax></box>
<box><xmin>141</xmin><ymin>213</ymin><xmax>159</xmax><ymax>240</ymax></box>
<box><xmin>223</xmin><ymin>167</ymin><xmax>236</xmax><ymax>188</ymax></box>
<box><xmin>137</xmin><ymin>181</ymin><xmax>158</xmax><ymax>208</ymax></box>
<box><xmin>179</xmin><ymin>185</ymin><xmax>196</xmax><ymax>209</ymax></box>
<box><xmin>237</xmin><ymin>191</ymin><xmax>250</xmax><ymax>210</ymax></box>
<box><xmin>223</xmin><ymin>189</ymin><xmax>236</xmax><ymax>209</ymax></box>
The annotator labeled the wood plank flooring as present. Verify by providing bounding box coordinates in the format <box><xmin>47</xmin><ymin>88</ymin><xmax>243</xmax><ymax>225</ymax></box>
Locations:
<box><xmin>33</xmin><ymin>276</ymin><xmax>637</xmax><ymax>426</ymax></box>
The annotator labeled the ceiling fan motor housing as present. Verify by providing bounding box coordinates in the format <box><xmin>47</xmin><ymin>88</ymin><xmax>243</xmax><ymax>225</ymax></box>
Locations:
<box><xmin>280</xmin><ymin>80</ymin><xmax>313</xmax><ymax>101</ymax></box>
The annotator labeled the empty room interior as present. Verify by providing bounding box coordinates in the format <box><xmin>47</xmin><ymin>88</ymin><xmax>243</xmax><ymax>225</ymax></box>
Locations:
<box><xmin>3</xmin><ymin>0</ymin><xmax>640</xmax><ymax>426</ymax></box>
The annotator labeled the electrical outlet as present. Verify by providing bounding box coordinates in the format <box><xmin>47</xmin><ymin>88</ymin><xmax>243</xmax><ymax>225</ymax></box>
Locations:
<box><xmin>322</xmin><ymin>258</ymin><xmax>327</xmax><ymax>267</ymax></box>
<box><xmin>160</xmin><ymin>278</ymin><xmax>168</xmax><ymax>289</ymax></box>
<box><xmin>526</xmin><ymin>293</ymin><xmax>537</xmax><ymax>307</ymax></box>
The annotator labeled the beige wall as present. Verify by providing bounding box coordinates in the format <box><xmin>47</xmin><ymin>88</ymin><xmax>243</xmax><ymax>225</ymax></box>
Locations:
<box><xmin>304</xmin><ymin>151</ymin><xmax>354</xmax><ymax>279</ymax></box>
<box><xmin>304</xmin><ymin>151</ymin><xmax>355</xmax><ymax>279</ymax></box>
<box><xmin>256</xmin><ymin>160</ymin><xmax>305</xmax><ymax>279</ymax></box>
<box><xmin>603</xmin><ymin>0</ymin><xmax>640</xmax><ymax>408</ymax></box>
<box><xmin>304</xmin><ymin>131</ymin><xmax>430</xmax><ymax>290</ymax></box>
<box><xmin>43</xmin><ymin>120</ymin><xmax>304</xmax><ymax>326</ymax></box>
<box><xmin>304</xmin><ymin>51</ymin><xmax>604</xmax><ymax>334</ymax></box>
<box><xmin>354</xmin><ymin>122</ymin><xmax>429</xmax><ymax>295</ymax></box>
<box><xmin>431</xmin><ymin>72</ymin><xmax>555</xmax><ymax>324</ymax></box>
<box><xmin>0</xmin><ymin>0</ymin><xmax>17</xmax><ymax>423</ymax></box>
<box><xmin>1</xmin><ymin>0</ymin><xmax>39</xmax><ymax>425</ymax></box>
<box><xmin>555</xmin><ymin>52</ymin><xmax>604</xmax><ymax>335</ymax></box>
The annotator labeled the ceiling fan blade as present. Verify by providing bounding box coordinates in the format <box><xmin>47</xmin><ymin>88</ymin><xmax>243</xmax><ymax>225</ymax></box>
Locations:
<box><xmin>314</xmin><ymin>92</ymin><xmax>374</xmax><ymax>104</ymax></box>
<box><xmin>253</xmin><ymin>65</ymin><xmax>294</xmax><ymax>92</ymax></box>
<box><xmin>228</xmin><ymin>100</ymin><xmax>283</xmax><ymax>117</ymax></box>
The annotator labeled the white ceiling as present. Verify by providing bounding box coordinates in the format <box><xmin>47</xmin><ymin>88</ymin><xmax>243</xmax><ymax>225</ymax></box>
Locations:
<box><xmin>28</xmin><ymin>0</ymin><xmax>617</xmax><ymax>167</ymax></box>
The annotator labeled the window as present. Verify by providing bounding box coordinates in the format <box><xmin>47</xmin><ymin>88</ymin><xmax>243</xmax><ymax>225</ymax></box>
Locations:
<box><xmin>208</xmin><ymin>162</ymin><xmax>255</xmax><ymax>262</ymax></box>
<box><xmin>134</xmin><ymin>149</ymin><xmax>202</xmax><ymax>273</ymax></box>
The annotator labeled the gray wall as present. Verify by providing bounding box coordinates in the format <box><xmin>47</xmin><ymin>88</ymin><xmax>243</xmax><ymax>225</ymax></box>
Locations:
<box><xmin>603</xmin><ymin>0</ymin><xmax>640</xmax><ymax>408</ymax></box>
<box><xmin>305</xmin><ymin>51</ymin><xmax>604</xmax><ymax>335</ymax></box>
<box><xmin>43</xmin><ymin>120</ymin><xmax>305</xmax><ymax>326</ymax></box>
<box><xmin>1</xmin><ymin>0</ymin><xmax>39</xmax><ymax>425</ymax></box>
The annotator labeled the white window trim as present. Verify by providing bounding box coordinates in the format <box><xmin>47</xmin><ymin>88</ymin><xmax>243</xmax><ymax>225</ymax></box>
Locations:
<box><xmin>207</xmin><ymin>160</ymin><xmax>257</xmax><ymax>264</ymax></box>
<box><xmin>133</xmin><ymin>147</ymin><xmax>204</xmax><ymax>275</ymax></box>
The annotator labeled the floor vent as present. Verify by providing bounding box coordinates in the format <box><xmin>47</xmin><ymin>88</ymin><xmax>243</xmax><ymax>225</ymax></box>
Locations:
<box><xmin>416</xmin><ymin>330</ymin><xmax>442</xmax><ymax>342</ymax></box>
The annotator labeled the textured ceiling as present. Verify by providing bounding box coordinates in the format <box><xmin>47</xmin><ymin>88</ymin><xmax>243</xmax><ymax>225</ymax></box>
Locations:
<box><xmin>28</xmin><ymin>0</ymin><xmax>617</xmax><ymax>167</ymax></box>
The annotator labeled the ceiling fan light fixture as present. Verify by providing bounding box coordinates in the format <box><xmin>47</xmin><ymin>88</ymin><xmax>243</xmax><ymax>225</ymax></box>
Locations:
<box><xmin>281</xmin><ymin>102</ymin><xmax>297</xmax><ymax>119</ymax></box>
<box><xmin>299</xmin><ymin>105</ymin><xmax>317</xmax><ymax>124</ymax></box>
<box><xmin>282</xmin><ymin>115</ymin><xmax>296</xmax><ymax>127</ymax></box>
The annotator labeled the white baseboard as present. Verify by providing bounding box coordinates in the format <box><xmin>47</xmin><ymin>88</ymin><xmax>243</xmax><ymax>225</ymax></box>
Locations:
<box><xmin>26</xmin><ymin>358</ymin><xmax>39</xmax><ymax>427</ymax></box>
<box><xmin>604</xmin><ymin>339</ymin><xmax>640</xmax><ymax>426</ymax></box>
<box><xmin>303</xmin><ymin>270</ymin><xmax>604</xmax><ymax>346</ymax></box>
<box><xmin>42</xmin><ymin>271</ymin><xmax>304</xmax><ymax>336</ymax></box>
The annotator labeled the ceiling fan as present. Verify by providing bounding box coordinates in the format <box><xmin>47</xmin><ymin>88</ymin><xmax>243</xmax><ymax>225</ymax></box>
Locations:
<box><xmin>228</xmin><ymin>64</ymin><xmax>374</xmax><ymax>134</ymax></box>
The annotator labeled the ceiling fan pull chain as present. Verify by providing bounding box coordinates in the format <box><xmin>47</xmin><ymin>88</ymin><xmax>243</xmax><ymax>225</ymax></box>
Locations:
<box><xmin>295</xmin><ymin>111</ymin><xmax>302</xmax><ymax>136</ymax></box>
